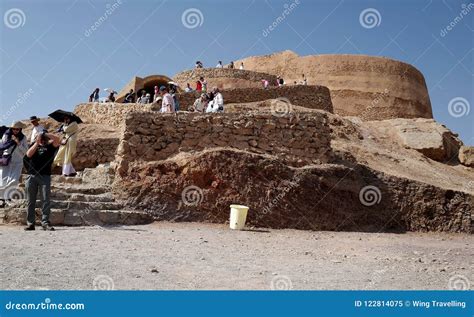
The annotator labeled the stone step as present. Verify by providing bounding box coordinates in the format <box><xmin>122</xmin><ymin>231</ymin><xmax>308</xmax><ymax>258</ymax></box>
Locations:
<box><xmin>50</xmin><ymin>174</ymin><xmax>84</xmax><ymax>185</ymax></box>
<box><xmin>0</xmin><ymin>208</ymin><xmax>153</xmax><ymax>226</ymax></box>
<box><xmin>50</xmin><ymin>186</ymin><xmax>109</xmax><ymax>195</ymax></box>
<box><xmin>20</xmin><ymin>174</ymin><xmax>84</xmax><ymax>185</ymax></box>
<box><xmin>50</xmin><ymin>192</ymin><xmax>116</xmax><ymax>202</ymax></box>
<box><xmin>32</xmin><ymin>201</ymin><xmax>124</xmax><ymax>210</ymax></box>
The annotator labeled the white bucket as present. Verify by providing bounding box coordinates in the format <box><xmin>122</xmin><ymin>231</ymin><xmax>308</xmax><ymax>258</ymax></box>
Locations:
<box><xmin>229</xmin><ymin>205</ymin><xmax>249</xmax><ymax>230</ymax></box>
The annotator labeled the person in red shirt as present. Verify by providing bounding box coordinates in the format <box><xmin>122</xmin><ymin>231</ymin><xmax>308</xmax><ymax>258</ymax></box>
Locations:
<box><xmin>196</xmin><ymin>80</ymin><xmax>202</xmax><ymax>91</ymax></box>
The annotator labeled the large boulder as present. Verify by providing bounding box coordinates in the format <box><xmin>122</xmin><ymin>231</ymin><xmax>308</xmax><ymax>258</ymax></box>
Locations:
<box><xmin>370</xmin><ymin>118</ymin><xmax>463</xmax><ymax>162</ymax></box>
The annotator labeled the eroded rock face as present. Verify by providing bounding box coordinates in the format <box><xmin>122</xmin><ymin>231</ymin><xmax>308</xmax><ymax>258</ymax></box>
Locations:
<box><xmin>113</xmin><ymin>109</ymin><xmax>473</xmax><ymax>233</ymax></box>
<box><xmin>116</xmin><ymin>149</ymin><xmax>472</xmax><ymax>233</ymax></box>
<box><xmin>459</xmin><ymin>146</ymin><xmax>474</xmax><ymax>167</ymax></box>
<box><xmin>368</xmin><ymin>118</ymin><xmax>463</xmax><ymax>162</ymax></box>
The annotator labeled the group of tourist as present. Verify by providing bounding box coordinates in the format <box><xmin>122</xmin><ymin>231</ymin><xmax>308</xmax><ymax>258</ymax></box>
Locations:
<box><xmin>195</xmin><ymin>60</ymin><xmax>244</xmax><ymax>70</ymax></box>
<box><xmin>0</xmin><ymin>115</ymin><xmax>79</xmax><ymax>231</ymax></box>
<box><xmin>189</xmin><ymin>87</ymin><xmax>224</xmax><ymax>113</ymax></box>
<box><xmin>89</xmin><ymin>88</ymin><xmax>118</xmax><ymax>103</ymax></box>
<box><xmin>86</xmin><ymin>62</ymin><xmax>311</xmax><ymax>113</ymax></box>
<box><xmin>89</xmin><ymin>81</ymin><xmax>181</xmax><ymax>113</ymax></box>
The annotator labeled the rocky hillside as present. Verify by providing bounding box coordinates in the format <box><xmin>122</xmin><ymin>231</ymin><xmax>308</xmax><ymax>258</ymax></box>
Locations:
<box><xmin>113</xmin><ymin>104</ymin><xmax>473</xmax><ymax>233</ymax></box>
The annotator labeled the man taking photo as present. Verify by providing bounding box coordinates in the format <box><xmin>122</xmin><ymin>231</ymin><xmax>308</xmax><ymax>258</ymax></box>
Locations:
<box><xmin>23</xmin><ymin>132</ymin><xmax>60</xmax><ymax>231</ymax></box>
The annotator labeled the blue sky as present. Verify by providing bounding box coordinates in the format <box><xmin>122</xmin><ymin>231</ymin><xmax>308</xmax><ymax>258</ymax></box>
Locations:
<box><xmin>0</xmin><ymin>0</ymin><xmax>472</xmax><ymax>144</ymax></box>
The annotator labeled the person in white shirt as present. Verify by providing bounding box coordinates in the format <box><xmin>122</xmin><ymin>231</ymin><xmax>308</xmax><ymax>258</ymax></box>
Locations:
<box><xmin>206</xmin><ymin>87</ymin><xmax>224</xmax><ymax>113</ymax></box>
<box><xmin>29</xmin><ymin>116</ymin><xmax>45</xmax><ymax>144</ymax></box>
<box><xmin>159</xmin><ymin>86</ymin><xmax>175</xmax><ymax>113</ymax></box>
<box><xmin>185</xmin><ymin>83</ymin><xmax>193</xmax><ymax>92</ymax></box>
<box><xmin>192</xmin><ymin>93</ymin><xmax>208</xmax><ymax>112</ymax></box>
<box><xmin>216</xmin><ymin>61</ymin><xmax>223</xmax><ymax>68</ymax></box>
<box><xmin>137</xmin><ymin>91</ymin><xmax>147</xmax><ymax>104</ymax></box>
<box><xmin>239</xmin><ymin>62</ymin><xmax>244</xmax><ymax>70</ymax></box>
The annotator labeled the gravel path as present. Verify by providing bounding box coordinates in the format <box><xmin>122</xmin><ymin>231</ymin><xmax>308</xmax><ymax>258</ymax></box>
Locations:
<box><xmin>1</xmin><ymin>222</ymin><xmax>472</xmax><ymax>290</ymax></box>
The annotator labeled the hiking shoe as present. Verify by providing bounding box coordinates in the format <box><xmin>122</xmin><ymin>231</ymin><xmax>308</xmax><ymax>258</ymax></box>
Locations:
<box><xmin>41</xmin><ymin>223</ymin><xmax>55</xmax><ymax>231</ymax></box>
<box><xmin>24</xmin><ymin>225</ymin><xmax>35</xmax><ymax>231</ymax></box>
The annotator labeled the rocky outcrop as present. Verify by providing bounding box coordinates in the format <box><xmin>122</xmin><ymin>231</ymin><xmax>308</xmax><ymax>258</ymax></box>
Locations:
<box><xmin>367</xmin><ymin>118</ymin><xmax>463</xmax><ymax>162</ymax></box>
<box><xmin>235</xmin><ymin>51</ymin><xmax>433</xmax><ymax>121</ymax></box>
<box><xmin>113</xmin><ymin>108</ymin><xmax>473</xmax><ymax>233</ymax></box>
<box><xmin>116</xmin><ymin>149</ymin><xmax>472</xmax><ymax>233</ymax></box>
<box><xmin>459</xmin><ymin>146</ymin><xmax>474</xmax><ymax>168</ymax></box>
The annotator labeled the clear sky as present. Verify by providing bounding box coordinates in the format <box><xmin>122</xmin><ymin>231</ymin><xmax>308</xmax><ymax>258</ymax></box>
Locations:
<box><xmin>1</xmin><ymin>0</ymin><xmax>472</xmax><ymax>144</ymax></box>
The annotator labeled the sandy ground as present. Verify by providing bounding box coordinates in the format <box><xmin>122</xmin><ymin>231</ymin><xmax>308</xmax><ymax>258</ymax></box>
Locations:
<box><xmin>0</xmin><ymin>222</ymin><xmax>472</xmax><ymax>290</ymax></box>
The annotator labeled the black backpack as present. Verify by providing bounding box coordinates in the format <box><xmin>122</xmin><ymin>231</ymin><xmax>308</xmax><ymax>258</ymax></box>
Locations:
<box><xmin>0</xmin><ymin>126</ymin><xmax>7</xmax><ymax>140</ymax></box>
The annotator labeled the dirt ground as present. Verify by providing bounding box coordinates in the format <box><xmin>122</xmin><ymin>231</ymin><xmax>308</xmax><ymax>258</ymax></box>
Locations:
<box><xmin>0</xmin><ymin>222</ymin><xmax>472</xmax><ymax>290</ymax></box>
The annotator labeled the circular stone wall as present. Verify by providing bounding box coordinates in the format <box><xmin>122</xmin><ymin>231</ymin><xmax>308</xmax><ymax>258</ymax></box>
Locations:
<box><xmin>173</xmin><ymin>68</ymin><xmax>278</xmax><ymax>90</ymax></box>
<box><xmin>236</xmin><ymin>51</ymin><xmax>433</xmax><ymax>120</ymax></box>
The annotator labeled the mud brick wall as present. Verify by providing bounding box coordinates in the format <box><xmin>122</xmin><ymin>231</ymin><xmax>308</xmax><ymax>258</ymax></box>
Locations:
<box><xmin>116</xmin><ymin>111</ymin><xmax>333</xmax><ymax>176</ymax></box>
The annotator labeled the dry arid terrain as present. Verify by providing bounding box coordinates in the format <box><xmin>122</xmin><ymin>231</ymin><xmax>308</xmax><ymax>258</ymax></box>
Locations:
<box><xmin>1</xmin><ymin>51</ymin><xmax>473</xmax><ymax>292</ymax></box>
<box><xmin>0</xmin><ymin>222</ymin><xmax>472</xmax><ymax>290</ymax></box>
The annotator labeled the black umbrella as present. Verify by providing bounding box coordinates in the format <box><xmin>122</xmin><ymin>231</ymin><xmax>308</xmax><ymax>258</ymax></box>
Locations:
<box><xmin>48</xmin><ymin>110</ymin><xmax>83</xmax><ymax>124</ymax></box>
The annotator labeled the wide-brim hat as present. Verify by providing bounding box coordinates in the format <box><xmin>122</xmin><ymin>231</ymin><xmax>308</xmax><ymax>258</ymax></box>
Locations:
<box><xmin>29</xmin><ymin>116</ymin><xmax>39</xmax><ymax>122</ymax></box>
<box><xmin>10</xmin><ymin>121</ymin><xmax>27</xmax><ymax>129</ymax></box>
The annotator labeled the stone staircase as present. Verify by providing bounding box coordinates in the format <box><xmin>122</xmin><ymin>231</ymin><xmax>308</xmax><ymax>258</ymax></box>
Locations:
<box><xmin>0</xmin><ymin>164</ymin><xmax>153</xmax><ymax>226</ymax></box>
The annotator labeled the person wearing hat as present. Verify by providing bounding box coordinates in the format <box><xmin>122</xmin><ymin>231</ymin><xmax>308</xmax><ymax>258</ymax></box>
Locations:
<box><xmin>53</xmin><ymin>115</ymin><xmax>79</xmax><ymax>177</ymax></box>
<box><xmin>0</xmin><ymin>121</ymin><xmax>28</xmax><ymax>205</ymax></box>
<box><xmin>29</xmin><ymin>116</ymin><xmax>45</xmax><ymax>145</ymax></box>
